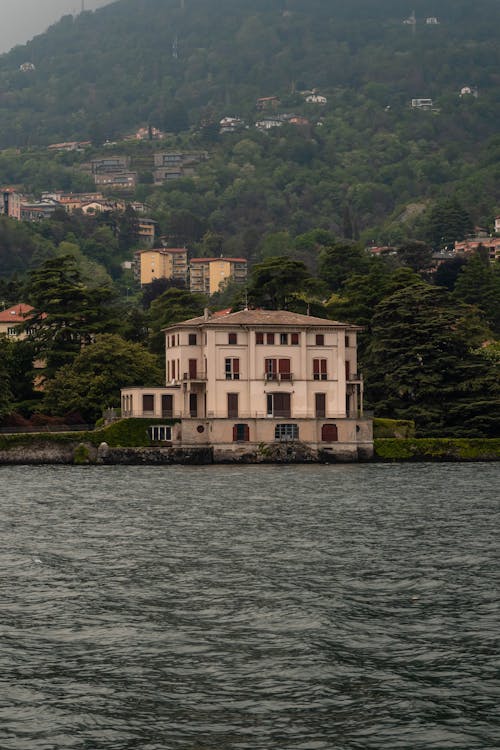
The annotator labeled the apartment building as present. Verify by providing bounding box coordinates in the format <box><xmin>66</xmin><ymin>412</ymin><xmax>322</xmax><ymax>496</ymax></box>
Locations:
<box><xmin>135</xmin><ymin>247</ymin><xmax>189</xmax><ymax>286</ymax></box>
<box><xmin>189</xmin><ymin>257</ymin><xmax>248</xmax><ymax>295</ymax></box>
<box><xmin>121</xmin><ymin>309</ymin><xmax>373</xmax><ymax>461</ymax></box>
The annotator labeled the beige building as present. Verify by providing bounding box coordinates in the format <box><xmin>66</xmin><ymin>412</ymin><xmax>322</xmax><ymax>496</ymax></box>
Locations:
<box><xmin>1</xmin><ymin>189</ymin><xmax>22</xmax><ymax>220</ymax></box>
<box><xmin>190</xmin><ymin>257</ymin><xmax>248</xmax><ymax>295</ymax></box>
<box><xmin>136</xmin><ymin>247</ymin><xmax>189</xmax><ymax>286</ymax></box>
<box><xmin>0</xmin><ymin>304</ymin><xmax>36</xmax><ymax>338</ymax></box>
<box><xmin>121</xmin><ymin>309</ymin><xmax>373</xmax><ymax>461</ymax></box>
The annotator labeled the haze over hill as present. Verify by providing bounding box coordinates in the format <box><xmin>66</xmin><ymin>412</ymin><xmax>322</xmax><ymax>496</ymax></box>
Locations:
<box><xmin>0</xmin><ymin>0</ymin><xmax>112</xmax><ymax>54</ymax></box>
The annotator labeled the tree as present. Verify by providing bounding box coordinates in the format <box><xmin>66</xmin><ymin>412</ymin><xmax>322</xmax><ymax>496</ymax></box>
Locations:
<box><xmin>247</xmin><ymin>256</ymin><xmax>326</xmax><ymax>310</ymax></box>
<box><xmin>421</xmin><ymin>197</ymin><xmax>474</xmax><ymax>248</ymax></box>
<box><xmin>25</xmin><ymin>256</ymin><xmax>119</xmax><ymax>377</ymax></box>
<box><xmin>42</xmin><ymin>334</ymin><xmax>163</xmax><ymax>422</ymax></box>
<box><xmin>0</xmin><ymin>339</ymin><xmax>13</xmax><ymax>420</ymax></box>
<box><xmin>396</xmin><ymin>241</ymin><xmax>433</xmax><ymax>273</ymax></box>
<box><xmin>453</xmin><ymin>252</ymin><xmax>500</xmax><ymax>335</ymax></box>
<box><xmin>365</xmin><ymin>282</ymin><xmax>499</xmax><ymax>436</ymax></box>
<box><xmin>148</xmin><ymin>287</ymin><xmax>206</xmax><ymax>354</ymax></box>
<box><xmin>318</xmin><ymin>242</ymin><xmax>371</xmax><ymax>292</ymax></box>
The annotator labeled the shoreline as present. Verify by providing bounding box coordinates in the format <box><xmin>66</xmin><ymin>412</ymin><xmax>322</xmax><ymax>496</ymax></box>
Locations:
<box><xmin>0</xmin><ymin>437</ymin><xmax>499</xmax><ymax>465</ymax></box>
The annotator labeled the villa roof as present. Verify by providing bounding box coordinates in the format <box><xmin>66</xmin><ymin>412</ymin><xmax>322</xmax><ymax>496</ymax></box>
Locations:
<box><xmin>0</xmin><ymin>303</ymin><xmax>35</xmax><ymax>323</ymax></box>
<box><xmin>167</xmin><ymin>309</ymin><xmax>361</xmax><ymax>330</ymax></box>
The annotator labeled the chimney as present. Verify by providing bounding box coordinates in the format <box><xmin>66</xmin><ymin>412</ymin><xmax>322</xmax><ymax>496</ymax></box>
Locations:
<box><xmin>204</xmin><ymin>308</ymin><xmax>210</xmax><ymax>321</ymax></box>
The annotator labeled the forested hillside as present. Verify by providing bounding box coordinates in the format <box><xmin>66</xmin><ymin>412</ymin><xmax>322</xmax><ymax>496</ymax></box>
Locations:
<box><xmin>0</xmin><ymin>0</ymin><xmax>499</xmax><ymax>435</ymax></box>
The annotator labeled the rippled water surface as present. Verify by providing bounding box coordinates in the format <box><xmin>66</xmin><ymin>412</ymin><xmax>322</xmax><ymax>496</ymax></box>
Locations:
<box><xmin>0</xmin><ymin>463</ymin><xmax>499</xmax><ymax>750</ymax></box>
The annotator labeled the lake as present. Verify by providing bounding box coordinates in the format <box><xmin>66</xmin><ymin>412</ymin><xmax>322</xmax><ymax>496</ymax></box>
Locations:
<box><xmin>0</xmin><ymin>463</ymin><xmax>498</xmax><ymax>749</ymax></box>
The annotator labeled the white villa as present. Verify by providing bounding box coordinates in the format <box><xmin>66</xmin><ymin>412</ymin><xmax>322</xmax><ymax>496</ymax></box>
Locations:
<box><xmin>121</xmin><ymin>309</ymin><xmax>373</xmax><ymax>461</ymax></box>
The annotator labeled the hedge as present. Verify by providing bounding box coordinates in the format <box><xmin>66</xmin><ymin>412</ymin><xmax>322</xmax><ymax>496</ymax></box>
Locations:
<box><xmin>375</xmin><ymin>438</ymin><xmax>500</xmax><ymax>461</ymax></box>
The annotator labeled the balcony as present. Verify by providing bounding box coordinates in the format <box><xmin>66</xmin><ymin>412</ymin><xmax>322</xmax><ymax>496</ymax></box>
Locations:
<box><xmin>182</xmin><ymin>371</ymin><xmax>207</xmax><ymax>382</ymax></box>
<box><xmin>347</xmin><ymin>372</ymin><xmax>363</xmax><ymax>383</ymax></box>
<box><xmin>264</xmin><ymin>372</ymin><xmax>294</xmax><ymax>383</ymax></box>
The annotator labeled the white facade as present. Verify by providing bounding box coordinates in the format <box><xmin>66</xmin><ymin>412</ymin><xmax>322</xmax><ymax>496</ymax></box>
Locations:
<box><xmin>121</xmin><ymin>310</ymin><xmax>373</xmax><ymax>460</ymax></box>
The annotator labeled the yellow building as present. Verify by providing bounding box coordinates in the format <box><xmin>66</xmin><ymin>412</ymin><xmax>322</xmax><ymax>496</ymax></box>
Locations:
<box><xmin>189</xmin><ymin>257</ymin><xmax>248</xmax><ymax>295</ymax></box>
<box><xmin>136</xmin><ymin>247</ymin><xmax>189</xmax><ymax>286</ymax></box>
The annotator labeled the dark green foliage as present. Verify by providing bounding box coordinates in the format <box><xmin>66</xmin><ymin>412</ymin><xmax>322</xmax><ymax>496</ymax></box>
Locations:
<box><xmin>101</xmin><ymin>418</ymin><xmax>179</xmax><ymax>448</ymax></box>
<box><xmin>366</xmin><ymin>282</ymin><xmax>500</xmax><ymax>436</ymax></box>
<box><xmin>148</xmin><ymin>287</ymin><xmax>206</xmax><ymax>354</ymax></box>
<box><xmin>42</xmin><ymin>334</ymin><xmax>163</xmax><ymax>422</ymax></box>
<box><xmin>247</xmin><ymin>256</ymin><xmax>326</xmax><ymax>310</ymax></box>
<box><xmin>373</xmin><ymin>418</ymin><xmax>415</xmax><ymax>439</ymax></box>
<box><xmin>318</xmin><ymin>243</ymin><xmax>371</xmax><ymax>292</ymax></box>
<box><xmin>419</xmin><ymin>198</ymin><xmax>474</xmax><ymax>249</ymax></box>
<box><xmin>453</xmin><ymin>253</ymin><xmax>500</xmax><ymax>335</ymax></box>
<box><xmin>375</xmin><ymin>438</ymin><xmax>500</xmax><ymax>461</ymax></box>
<box><xmin>25</xmin><ymin>255</ymin><xmax>120</xmax><ymax>376</ymax></box>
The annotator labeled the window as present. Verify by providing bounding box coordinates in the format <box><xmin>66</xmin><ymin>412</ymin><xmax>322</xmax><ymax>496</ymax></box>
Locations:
<box><xmin>233</xmin><ymin>424</ymin><xmax>250</xmax><ymax>442</ymax></box>
<box><xmin>265</xmin><ymin>358</ymin><xmax>277</xmax><ymax>380</ymax></box>
<box><xmin>228</xmin><ymin>332</ymin><xmax>238</xmax><ymax>345</ymax></box>
<box><xmin>142</xmin><ymin>394</ymin><xmax>154</xmax><ymax>412</ymax></box>
<box><xmin>267</xmin><ymin>393</ymin><xmax>291</xmax><ymax>418</ymax></box>
<box><xmin>162</xmin><ymin>394</ymin><xmax>173</xmax><ymax>418</ymax></box>
<box><xmin>227</xmin><ymin>393</ymin><xmax>239</xmax><ymax>418</ymax></box>
<box><xmin>265</xmin><ymin>358</ymin><xmax>291</xmax><ymax>381</ymax></box>
<box><xmin>188</xmin><ymin>333</ymin><xmax>197</xmax><ymax>345</ymax></box>
<box><xmin>313</xmin><ymin>359</ymin><xmax>327</xmax><ymax>380</ymax></box>
<box><xmin>256</xmin><ymin>332</ymin><xmax>264</xmax><ymax>345</ymax></box>
<box><xmin>345</xmin><ymin>335</ymin><xmax>350</xmax><ymax>348</ymax></box>
<box><xmin>171</xmin><ymin>360</ymin><xmax>176</xmax><ymax>379</ymax></box>
<box><xmin>280</xmin><ymin>333</ymin><xmax>288</xmax><ymax>345</ymax></box>
<box><xmin>275</xmin><ymin>424</ymin><xmax>299</xmax><ymax>441</ymax></box>
<box><xmin>189</xmin><ymin>393</ymin><xmax>198</xmax><ymax>417</ymax></box>
<box><xmin>316</xmin><ymin>334</ymin><xmax>324</xmax><ymax>346</ymax></box>
<box><xmin>291</xmin><ymin>333</ymin><xmax>300</xmax><ymax>345</ymax></box>
<box><xmin>345</xmin><ymin>361</ymin><xmax>351</xmax><ymax>380</ymax></box>
<box><xmin>149</xmin><ymin>425</ymin><xmax>172</xmax><ymax>442</ymax></box>
<box><xmin>322</xmin><ymin>424</ymin><xmax>338</xmax><ymax>442</ymax></box>
<box><xmin>266</xmin><ymin>333</ymin><xmax>275</xmax><ymax>345</ymax></box>
<box><xmin>315</xmin><ymin>393</ymin><xmax>326</xmax><ymax>418</ymax></box>
<box><xmin>225</xmin><ymin>358</ymin><xmax>240</xmax><ymax>380</ymax></box>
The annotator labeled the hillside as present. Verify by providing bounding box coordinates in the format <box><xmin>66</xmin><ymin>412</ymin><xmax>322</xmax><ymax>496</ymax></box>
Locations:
<box><xmin>0</xmin><ymin>0</ymin><xmax>499</xmax><ymax>258</ymax></box>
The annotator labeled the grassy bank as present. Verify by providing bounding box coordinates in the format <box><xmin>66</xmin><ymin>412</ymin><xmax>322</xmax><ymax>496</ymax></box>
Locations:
<box><xmin>375</xmin><ymin>438</ymin><xmax>500</xmax><ymax>461</ymax></box>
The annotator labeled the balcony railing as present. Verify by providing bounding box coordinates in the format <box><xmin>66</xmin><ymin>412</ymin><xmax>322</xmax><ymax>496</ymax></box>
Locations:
<box><xmin>264</xmin><ymin>372</ymin><xmax>294</xmax><ymax>383</ymax></box>
<box><xmin>347</xmin><ymin>373</ymin><xmax>363</xmax><ymax>382</ymax></box>
<box><xmin>182</xmin><ymin>372</ymin><xmax>207</xmax><ymax>381</ymax></box>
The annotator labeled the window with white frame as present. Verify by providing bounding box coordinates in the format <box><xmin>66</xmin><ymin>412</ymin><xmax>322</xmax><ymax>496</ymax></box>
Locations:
<box><xmin>149</xmin><ymin>425</ymin><xmax>172</xmax><ymax>442</ymax></box>
<box><xmin>274</xmin><ymin>424</ymin><xmax>299</xmax><ymax>441</ymax></box>
<box><xmin>225</xmin><ymin>357</ymin><xmax>240</xmax><ymax>379</ymax></box>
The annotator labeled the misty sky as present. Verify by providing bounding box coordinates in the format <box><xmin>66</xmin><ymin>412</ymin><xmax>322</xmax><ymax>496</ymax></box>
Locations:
<box><xmin>0</xmin><ymin>0</ymin><xmax>114</xmax><ymax>54</ymax></box>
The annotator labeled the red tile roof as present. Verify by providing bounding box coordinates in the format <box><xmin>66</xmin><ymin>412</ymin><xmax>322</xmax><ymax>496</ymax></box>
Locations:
<box><xmin>0</xmin><ymin>303</ymin><xmax>35</xmax><ymax>323</ymax></box>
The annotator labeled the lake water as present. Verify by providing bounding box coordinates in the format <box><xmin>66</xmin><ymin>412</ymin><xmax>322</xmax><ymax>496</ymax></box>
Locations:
<box><xmin>0</xmin><ymin>463</ymin><xmax>498</xmax><ymax>750</ymax></box>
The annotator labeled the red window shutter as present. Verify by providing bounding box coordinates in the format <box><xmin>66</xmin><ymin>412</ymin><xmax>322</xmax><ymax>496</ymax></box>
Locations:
<box><xmin>345</xmin><ymin>360</ymin><xmax>350</xmax><ymax>380</ymax></box>
<box><xmin>321</xmin><ymin>359</ymin><xmax>327</xmax><ymax>374</ymax></box>
<box><xmin>233</xmin><ymin>358</ymin><xmax>240</xmax><ymax>374</ymax></box>
<box><xmin>279</xmin><ymin>359</ymin><xmax>291</xmax><ymax>379</ymax></box>
<box><xmin>267</xmin><ymin>333</ymin><xmax>275</xmax><ymax>344</ymax></box>
<box><xmin>313</xmin><ymin>359</ymin><xmax>319</xmax><ymax>376</ymax></box>
<box><xmin>256</xmin><ymin>332</ymin><xmax>264</xmax><ymax>345</ymax></box>
<box><xmin>291</xmin><ymin>333</ymin><xmax>299</xmax><ymax>345</ymax></box>
<box><xmin>244</xmin><ymin>425</ymin><xmax>250</xmax><ymax>441</ymax></box>
<box><xmin>233</xmin><ymin>425</ymin><xmax>238</xmax><ymax>441</ymax></box>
